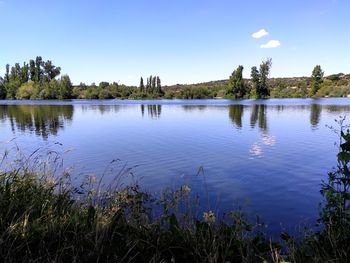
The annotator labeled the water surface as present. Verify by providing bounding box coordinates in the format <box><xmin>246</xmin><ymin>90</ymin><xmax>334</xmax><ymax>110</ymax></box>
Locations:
<box><xmin>1</xmin><ymin>98</ymin><xmax>349</xmax><ymax>234</ymax></box>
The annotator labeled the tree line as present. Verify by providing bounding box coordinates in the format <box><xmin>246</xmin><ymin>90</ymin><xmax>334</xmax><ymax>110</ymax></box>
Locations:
<box><xmin>225</xmin><ymin>58</ymin><xmax>326</xmax><ymax>99</ymax></box>
<box><xmin>0</xmin><ymin>56</ymin><xmax>345</xmax><ymax>100</ymax></box>
<box><xmin>0</xmin><ymin>57</ymin><xmax>166</xmax><ymax>100</ymax></box>
<box><xmin>0</xmin><ymin>56</ymin><xmax>72</xmax><ymax>100</ymax></box>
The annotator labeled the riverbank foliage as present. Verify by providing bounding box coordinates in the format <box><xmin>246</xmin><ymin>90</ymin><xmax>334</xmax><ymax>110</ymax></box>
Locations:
<box><xmin>0</xmin><ymin>120</ymin><xmax>350</xmax><ymax>262</ymax></box>
<box><xmin>1</xmin><ymin>57</ymin><xmax>350</xmax><ymax>100</ymax></box>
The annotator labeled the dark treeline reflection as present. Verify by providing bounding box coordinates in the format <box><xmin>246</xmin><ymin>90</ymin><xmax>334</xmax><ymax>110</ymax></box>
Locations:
<box><xmin>310</xmin><ymin>104</ymin><xmax>322</xmax><ymax>129</ymax></box>
<box><xmin>0</xmin><ymin>105</ymin><xmax>73</xmax><ymax>139</ymax></box>
<box><xmin>141</xmin><ymin>105</ymin><xmax>162</xmax><ymax>119</ymax></box>
<box><xmin>250</xmin><ymin>105</ymin><xmax>267</xmax><ymax>130</ymax></box>
<box><xmin>1</xmin><ymin>103</ymin><xmax>349</xmax><ymax>140</ymax></box>
<box><xmin>228</xmin><ymin>104</ymin><xmax>350</xmax><ymax>130</ymax></box>
<box><xmin>228</xmin><ymin>105</ymin><xmax>268</xmax><ymax>131</ymax></box>
<box><xmin>308</xmin><ymin>104</ymin><xmax>350</xmax><ymax>129</ymax></box>
<box><xmin>228</xmin><ymin>105</ymin><xmax>244</xmax><ymax>128</ymax></box>
<box><xmin>81</xmin><ymin>105</ymin><xmax>121</xmax><ymax>115</ymax></box>
<box><xmin>181</xmin><ymin>105</ymin><xmax>208</xmax><ymax>112</ymax></box>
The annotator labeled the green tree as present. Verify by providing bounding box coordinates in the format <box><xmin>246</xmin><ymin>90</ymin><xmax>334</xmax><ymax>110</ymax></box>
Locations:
<box><xmin>35</xmin><ymin>56</ymin><xmax>43</xmax><ymax>82</ymax></box>
<box><xmin>43</xmin><ymin>60</ymin><xmax>61</xmax><ymax>81</ymax></box>
<box><xmin>8</xmin><ymin>63</ymin><xmax>23</xmax><ymax>85</ymax></box>
<box><xmin>4</xmin><ymin>64</ymin><xmax>10</xmax><ymax>83</ymax></box>
<box><xmin>21</xmin><ymin>62</ymin><xmax>29</xmax><ymax>83</ymax></box>
<box><xmin>0</xmin><ymin>77</ymin><xmax>5</xmax><ymax>99</ymax></box>
<box><xmin>310</xmin><ymin>65</ymin><xmax>324</xmax><ymax>96</ymax></box>
<box><xmin>99</xmin><ymin>82</ymin><xmax>109</xmax><ymax>89</ymax></box>
<box><xmin>259</xmin><ymin>58</ymin><xmax>272</xmax><ymax>97</ymax></box>
<box><xmin>85</xmin><ymin>86</ymin><xmax>99</xmax><ymax>99</ymax></box>
<box><xmin>146</xmin><ymin>76</ymin><xmax>151</xmax><ymax>92</ymax></box>
<box><xmin>139</xmin><ymin>77</ymin><xmax>145</xmax><ymax>92</ymax></box>
<box><xmin>250</xmin><ymin>66</ymin><xmax>259</xmax><ymax>98</ymax></box>
<box><xmin>148</xmin><ymin>75</ymin><xmax>153</xmax><ymax>92</ymax></box>
<box><xmin>3</xmin><ymin>64</ymin><xmax>23</xmax><ymax>99</ymax></box>
<box><xmin>16</xmin><ymin>81</ymin><xmax>35</xmax><ymax>99</ymax></box>
<box><xmin>156</xmin><ymin>76</ymin><xmax>163</xmax><ymax>95</ymax></box>
<box><xmin>29</xmin><ymin>60</ymin><xmax>36</xmax><ymax>81</ymax></box>
<box><xmin>251</xmin><ymin>58</ymin><xmax>272</xmax><ymax>99</ymax></box>
<box><xmin>226</xmin><ymin>65</ymin><xmax>246</xmax><ymax>98</ymax></box>
<box><xmin>151</xmin><ymin>76</ymin><xmax>156</xmax><ymax>93</ymax></box>
<box><xmin>98</xmin><ymin>87</ymin><xmax>112</xmax><ymax>99</ymax></box>
<box><xmin>5</xmin><ymin>80</ymin><xmax>21</xmax><ymax>99</ymax></box>
<box><xmin>58</xmin><ymin>75</ymin><xmax>72</xmax><ymax>99</ymax></box>
<box><xmin>44</xmin><ymin>79</ymin><xmax>59</xmax><ymax>99</ymax></box>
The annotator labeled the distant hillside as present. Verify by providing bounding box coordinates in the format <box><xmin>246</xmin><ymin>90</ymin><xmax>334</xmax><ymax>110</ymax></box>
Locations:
<box><xmin>164</xmin><ymin>73</ymin><xmax>350</xmax><ymax>90</ymax></box>
<box><xmin>163</xmin><ymin>79</ymin><xmax>228</xmax><ymax>91</ymax></box>
<box><xmin>162</xmin><ymin>73</ymin><xmax>350</xmax><ymax>99</ymax></box>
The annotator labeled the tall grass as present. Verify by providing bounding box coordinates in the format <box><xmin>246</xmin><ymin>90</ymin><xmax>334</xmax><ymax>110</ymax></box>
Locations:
<box><xmin>0</xmin><ymin>145</ymin><xmax>281</xmax><ymax>262</ymax></box>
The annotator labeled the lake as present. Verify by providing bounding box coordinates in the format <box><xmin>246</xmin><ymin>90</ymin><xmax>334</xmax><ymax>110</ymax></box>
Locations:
<box><xmin>0</xmin><ymin>98</ymin><xmax>349</xmax><ymax>234</ymax></box>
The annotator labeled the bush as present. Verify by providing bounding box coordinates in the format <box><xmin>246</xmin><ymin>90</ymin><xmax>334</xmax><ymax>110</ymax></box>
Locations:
<box><xmin>16</xmin><ymin>81</ymin><xmax>35</xmax><ymax>99</ymax></box>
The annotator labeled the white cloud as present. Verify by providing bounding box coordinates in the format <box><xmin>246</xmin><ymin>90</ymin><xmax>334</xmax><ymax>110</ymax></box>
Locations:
<box><xmin>260</xmin><ymin>40</ymin><xmax>281</xmax><ymax>48</ymax></box>
<box><xmin>251</xmin><ymin>29</ymin><xmax>269</xmax><ymax>39</ymax></box>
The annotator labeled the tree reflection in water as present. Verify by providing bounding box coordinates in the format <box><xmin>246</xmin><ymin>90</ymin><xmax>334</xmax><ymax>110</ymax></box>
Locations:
<box><xmin>250</xmin><ymin>104</ymin><xmax>267</xmax><ymax>131</ymax></box>
<box><xmin>0</xmin><ymin>105</ymin><xmax>73</xmax><ymax>139</ymax></box>
<box><xmin>81</xmin><ymin>105</ymin><xmax>121</xmax><ymax>115</ymax></box>
<box><xmin>310</xmin><ymin>104</ymin><xmax>322</xmax><ymax>129</ymax></box>
<box><xmin>140</xmin><ymin>104</ymin><xmax>162</xmax><ymax>119</ymax></box>
<box><xmin>228</xmin><ymin>105</ymin><xmax>244</xmax><ymax>129</ymax></box>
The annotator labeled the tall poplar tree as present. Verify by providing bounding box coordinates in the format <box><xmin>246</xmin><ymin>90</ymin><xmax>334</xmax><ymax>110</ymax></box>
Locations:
<box><xmin>139</xmin><ymin>77</ymin><xmax>145</xmax><ymax>91</ymax></box>
<box><xmin>156</xmin><ymin>76</ymin><xmax>162</xmax><ymax>94</ymax></box>
<box><xmin>151</xmin><ymin>76</ymin><xmax>156</xmax><ymax>93</ymax></box>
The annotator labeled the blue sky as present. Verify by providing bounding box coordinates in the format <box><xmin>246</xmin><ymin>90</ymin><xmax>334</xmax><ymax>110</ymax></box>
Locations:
<box><xmin>0</xmin><ymin>0</ymin><xmax>349</xmax><ymax>85</ymax></box>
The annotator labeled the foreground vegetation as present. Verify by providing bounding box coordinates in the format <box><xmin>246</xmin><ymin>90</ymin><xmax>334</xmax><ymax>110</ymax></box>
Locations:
<box><xmin>0</xmin><ymin>119</ymin><xmax>349</xmax><ymax>262</ymax></box>
<box><xmin>1</xmin><ymin>57</ymin><xmax>350</xmax><ymax>100</ymax></box>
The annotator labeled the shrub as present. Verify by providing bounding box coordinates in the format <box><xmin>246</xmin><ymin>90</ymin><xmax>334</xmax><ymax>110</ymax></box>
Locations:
<box><xmin>15</xmin><ymin>81</ymin><xmax>35</xmax><ymax>99</ymax></box>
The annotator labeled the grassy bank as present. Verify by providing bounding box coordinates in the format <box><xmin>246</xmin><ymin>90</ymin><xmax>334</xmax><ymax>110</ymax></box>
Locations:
<box><xmin>0</xmin><ymin>169</ymin><xmax>279</xmax><ymax>262</ymax></box>
<box><xmin>0</xmin><ymin>166</ymin><xmax>348</xmax><ymax>262</ymax></box>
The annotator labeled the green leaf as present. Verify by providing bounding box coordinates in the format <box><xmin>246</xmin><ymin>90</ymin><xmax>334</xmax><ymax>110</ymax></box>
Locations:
<box><xmin>280</xmin><ymin>232</ymin><xmax>291</xmax><ymax>241</ymax></box>
<box><xmin>340</xmin><ymin>142</ymin><xmax>350</xmax><ymax>152</ymax></box>
<box><xmin>86</xmin><ymin>205</ymin><xmax>95</xmax><ymax>227</ymax></box>
<box><xmin>343</xmin><ymin>192</ymin><xmax>350</xmax><ymax>200</ymax></box>
<box><xmin>341</xmin><ymin>131</ymin><xmax>350</xmax><ymax>142</ymax></box>
<box><xmin>169</xmin><ymin>214</ymin><xmax>179</xmax><ymax>229</ymax></box>
<box><xmin>337</xmin><ymin>152</ymin><xmax>350</xmax><ymax>163</ymax></box>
